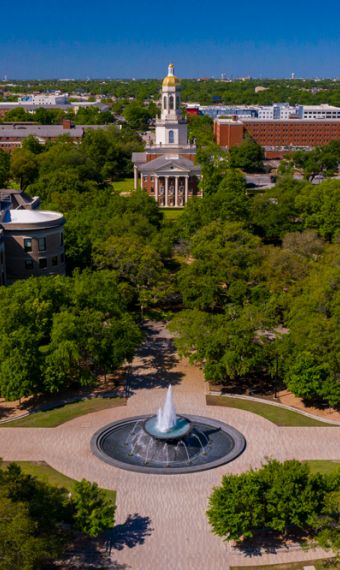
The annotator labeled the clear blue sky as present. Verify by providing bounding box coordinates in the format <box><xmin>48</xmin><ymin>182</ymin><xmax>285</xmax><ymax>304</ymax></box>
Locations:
<box><xmin>1</xmin><ymin>0</ymin><xmax>339</xmax><ymax>79</ymax></box>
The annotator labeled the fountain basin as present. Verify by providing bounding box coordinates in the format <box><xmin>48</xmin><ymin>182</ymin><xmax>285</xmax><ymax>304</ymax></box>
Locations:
<box><xmin>91</xmin><ymin>414</ymin><xmax>246</xmax><ymax>474</ymax></box>
<box><xmin>143</xmin><ymin>415</ymin><xmax>192</xmax><ymax>441</ymax></box>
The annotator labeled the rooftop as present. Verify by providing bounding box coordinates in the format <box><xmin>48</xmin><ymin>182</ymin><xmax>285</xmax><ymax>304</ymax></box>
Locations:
<box><xmin>139</xmin><ymin>155</ymin><xmax>201</xmax><ymax>174</ymax></box>
<box><xmin>2</xmin><ymin>209</ymin><xmax>64</xmax><ymax>226</ymax></box>
<box><xmin>215</xmin><ymin>117</ymin><xmax>340</xmax><ymax>124</ymax></box>
<box><xmin>303</xmin><ymin>104</ymin><xmax>340</xmax><ymax>111</ymax></box>
<box><xmin>0</xmin><ymin>124</ymin><xmax>107</xmax><ymax>138</ymax></box>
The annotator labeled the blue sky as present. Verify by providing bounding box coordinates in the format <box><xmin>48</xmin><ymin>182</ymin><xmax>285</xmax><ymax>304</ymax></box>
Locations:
<box><xmin>1</xmin><ymin>0</ymin><xmax>339</xmax><ymax>79</ymax></box>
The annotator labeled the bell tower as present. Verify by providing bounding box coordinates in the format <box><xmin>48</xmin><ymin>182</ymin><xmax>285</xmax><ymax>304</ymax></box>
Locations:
<box><xmin>155</xmin><ymin>63</ymin><xmax>188</xmax><ymax>147</ymax></box>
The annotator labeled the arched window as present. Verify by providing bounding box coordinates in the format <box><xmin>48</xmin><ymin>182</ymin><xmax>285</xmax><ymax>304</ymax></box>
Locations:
<box><xmin>163</xmin><ymin>96</ymin><xmax>167</xmax><ymax>110</ymax></box>
<box><xmin>169</xmin><ymin>95</ymin><xmax>174</xmax><ymax>110</ymax></box>
<box><xmin>169</xmin><ymin>130</ymin><xmax>174</xmax><ymax>144</ymax></box>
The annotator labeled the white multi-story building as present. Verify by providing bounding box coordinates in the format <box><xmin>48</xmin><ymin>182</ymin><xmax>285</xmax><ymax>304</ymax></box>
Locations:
<box><xmin>195</xmin><ymin>103</ymin><xmax>340</xmax><ymax>121</ymax></box>
<box><xmin>19</xmin><ymin>93</ymin><xmax>68</xmax><ymax>105</ymax></box>
<box><xmin>302</xmin><ymin>105</ymin><xmax>340</xmax><ymax>119</ymax></box>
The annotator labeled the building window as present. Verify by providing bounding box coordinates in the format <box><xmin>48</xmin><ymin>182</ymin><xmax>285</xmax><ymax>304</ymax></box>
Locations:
<box><xmin>24</xmin><ymin>238</ymin><xmax>32</xmax><ymax>252</ymax></box>
<box><xmin>163</xmin><ymin>96</ymin><xmax>167</xmax><ymax>110</ymax></box>
<box><xmin>60</xmin><ymin>253</ymin><xmax>65</xmax><ymax>264</ymax></box>
<box><xmin>39</xmin><ymin>258</ymin><xmax>47</xmax><ymax>269</ymax></box>
<box><xmin>60</xmin><ymin>232</ymin><xmax>64</xmax><ymax>246</ymax></box>
<box><xmin>52</xmin><ymin>256</ymin><xmax>58</xmax><ymax>266</ymax></box>
<box><xmin>169</xmin><ymin>95</ymin><xmax>174</xmax><ymax>110</ymax></box>
<box><xmin>25</xmin><ymin>259</ymin><xmax>33</xmax><ymax>270</ymax></box>
<box><xmin>38</xmin><ymin>237</ymin><xmax>46</xmax><ymax>252</ymax></box>
<box><xmin>169</xmin><ymin>130</ymin><xmax>174</xmax><ymax>144</ymax></box>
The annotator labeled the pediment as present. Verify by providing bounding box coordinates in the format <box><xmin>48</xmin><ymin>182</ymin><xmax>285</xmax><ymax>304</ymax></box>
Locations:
<box><xmin>140</xmin><ymin>155</ymin><xmax>197</xmax><ymax>174</ymax></box>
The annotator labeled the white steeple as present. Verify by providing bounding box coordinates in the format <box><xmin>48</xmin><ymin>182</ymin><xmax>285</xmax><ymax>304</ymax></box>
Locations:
<box><xmin>155</xmin><ymin>63</ymin><xmax>188</xmax><ymax>147</ymax></box>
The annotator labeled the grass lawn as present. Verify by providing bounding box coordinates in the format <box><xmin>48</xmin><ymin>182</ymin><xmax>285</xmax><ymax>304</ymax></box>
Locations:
<box><xmin>231</xmin><ymin>558</ymin><xmax>338</xmax><ymax>570</ymax></box>
<box><xmin>304</xmin><ymin>460</ymin><xmax>340</xmax><ymax>475</ymax></box>
<box><xmin>162</xmin><ymin>208</ymin><xmax>183</xmax><ymax>221</ymax></box>
<box><xmin>206</xmin><ymin>395</ymin><xmax>337</xmax><ymax>427</ymax></box>
<box><xmin>1</xmin><ymin>397</ymin><xmax>126</xmax><ymax>428</ymax></box>
<box><xmin>0</xmin><ymin>460</ymin><xmax>116</xmax><ymax>502</ymax></box>
<box><xmin>112</xmin><ymin>178</ymin><xmax>134</xmax><ymax>192</ymax></box>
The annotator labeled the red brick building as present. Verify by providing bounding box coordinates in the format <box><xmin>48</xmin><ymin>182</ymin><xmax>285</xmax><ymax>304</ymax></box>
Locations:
<box><xmin>214</xmin><ymin>117</ymin><xmax>340</xmax><ymax>158</ymax></box>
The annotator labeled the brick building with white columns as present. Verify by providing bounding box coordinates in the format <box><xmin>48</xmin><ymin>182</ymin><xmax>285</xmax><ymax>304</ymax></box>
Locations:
<box><xmin>132</xmin><ymin>64</ymin><xmax>201</xmax><ymax>208</ymax></box>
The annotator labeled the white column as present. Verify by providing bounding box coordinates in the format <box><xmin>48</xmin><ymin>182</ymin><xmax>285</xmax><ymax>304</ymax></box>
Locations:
<box><xmin>185</xmin><ymin>176</ymin><xmax>189</xmax><ymax>204</ymax></box>
<box><xmin>134</xmin><ymin>165</ymin><xmax>138</xmax><ymax>190</ymax></box>
<box><xmin>165</xmin><ymin>176</ymin><xmax>169</xmax><ymax>208</ymax></box>
<box><xmin>175</xmin><ymin>177</ymin><xmax>179</xmax><ymax>207</ymax></box>
<box><xmin>155</xmin><ymin>176</ymin><xmax>159</xmax><ymax>203</ymax></box>
<box><xmin>140</xmin><ymin>173</ymin><xmax>143</xmax><ymax>190</ymax></box>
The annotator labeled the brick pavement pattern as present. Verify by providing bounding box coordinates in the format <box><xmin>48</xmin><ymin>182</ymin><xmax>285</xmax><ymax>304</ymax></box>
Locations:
<box><xmin>0</xmin><ymin>322</ymin><xmax>339</xmax><ymax>570</ymax></box>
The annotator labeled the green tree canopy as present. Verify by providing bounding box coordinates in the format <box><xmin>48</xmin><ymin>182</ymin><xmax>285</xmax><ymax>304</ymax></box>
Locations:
<box><xmin>229</xmin><ymin>137</ymin><xmax>265</xmax><ymax>173</ymax></box>
<box><xmin>10</xmin><ymin>148</ymin><xmax>39</xmax><ymax>189</ymax></box>
<box><xmin>0</xmin><ymin>149</ymin><xmax>10</xmax><ymax>187</ymax></box>
<box><xmin>295</xmin><ymin>179</ymin><xmax>340</xmax><ymax>241</ymax></box>
<box><xmin>207</xmin><ymin>459</ymin><xmax>340</xmax><ymax>542</ymax></box>
<box><xmin>72</xmin><ymin>479</ymin><xmax>115</xmax><ymax>537</ymax></box>
<box><xmin>0</xmin><ymin>271</ymin><xmax>142</xmax><ymax>400</ymax></box>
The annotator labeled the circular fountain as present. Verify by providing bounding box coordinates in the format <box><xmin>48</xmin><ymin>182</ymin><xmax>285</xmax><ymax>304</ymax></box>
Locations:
<box><xmin>91</xmin><ymin>385</ymin><xmax>246</xmax><ymax>474</ymax></box>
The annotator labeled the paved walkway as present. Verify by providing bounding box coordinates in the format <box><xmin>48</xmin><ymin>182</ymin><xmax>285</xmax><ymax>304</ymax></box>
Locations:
<box><xmin>0</xmin><ymin>322</ymin><xmax>339</xmax><ymax>570</ymax></box>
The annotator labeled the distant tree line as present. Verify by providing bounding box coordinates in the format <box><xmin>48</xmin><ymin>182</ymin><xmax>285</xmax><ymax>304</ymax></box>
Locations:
<box><xmin>2</xmin><ymin>77</ymin><xmax>340</xmax><ymax>106</ymax></box>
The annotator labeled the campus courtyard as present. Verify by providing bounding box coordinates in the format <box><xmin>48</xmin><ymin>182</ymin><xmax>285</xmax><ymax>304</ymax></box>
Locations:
<box><xmin>0</xmin><ymin>322</ymin><xmax>339</xmax><ymax>570</ymax></box>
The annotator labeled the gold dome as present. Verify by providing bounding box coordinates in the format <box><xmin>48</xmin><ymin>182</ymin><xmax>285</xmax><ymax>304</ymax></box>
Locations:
<box><xmin>162</xmin><ymin>63</ymin><xmax>181</xmax><ymax>87</ymax></box>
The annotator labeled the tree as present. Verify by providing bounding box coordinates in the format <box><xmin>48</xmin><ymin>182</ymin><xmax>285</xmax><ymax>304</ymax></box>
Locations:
<box><xmin>207</xmin><ymin>460</ymin><xmax>338</xmax><ymax>542</ymax></box>
<box><xmin>72</xmin><ymin>479</ymin><xmax>115</xmax><ymax>537</ymax></box>
<box><xmin>197</xmin><ymin>144</ymin><xmax>230</xmax><ymax>195</ymax></box>
<box><xmin>229</xmin><ymin>137</ymin><xmax>265</xmax><ymax>173</ymax></box>
<box><xmin>177</xmin><ymin>222</ymin><xmax>261</xmax><ymax>310</ymax></box>
<box><xmin>170</xmin><ymin>305</ymin><xmax>271</xmax><ymax>384</ymax></box>
<box><xmin>0</xmin><ymin>461</ymin><xmax>70</xmax><ymax>568</ymax></box>
<box><xmin>213</xmin><ymin>169</ymin><xmax>250</xmax><ymax>222</ymax></box>
<box><xmin>251</xmin><ymin>177</ymin><xmax>304</xmax><ymax>241</ymax></box>
<box><xmin>4</xmin><ymin>107</ymin><xmax>31</xmax><ymax>122</ymax></box>
<box><xmin>0</xmin><ymin>149</ymin><xmax>10</xmax><ymax>187</ymax></box>
<box><xmin>295</xmin><ymin>179</ymin><xmax>340</xmax><ymax>241</ymax></box>
<box><xmin>312</xmin><ymin>487</ymin><xmax>340</xmax><ymax>554</ymax></box>
<box><xmin>285</xmin><ymin>352</ymin><xmax>340</xmax><ymax>407</ymax></box>
<box><xmin>22</xmin><ymin>135</ymin><xmax>45</xmax><ymax>154</ymax></box>
<box><xmin>280</xmin><ymin>143</ymin><xmax>339</xmax><ymax>181</ymax></box>
<box><xmin>10</xmin><ymin>148</ymin><xmax>39</xmax><ymax>189</ymax></box>
<box><xmin>123</xmin><ymin>102</ymin><xmax>153</xmax><ymax>130</ymax></box>
<box><xmin>282</xmin><ymin>230</ymin><xmax>324</xmax><ymax>259</ymax></box>
<box><xmin>282</xmin><ymin>262</ymin><xmax>340</xmax><ymax>407</ymax></box>
<box><xmin>207</xmin><ymin>470</ymin><xmax>265</xmax><ymax>540</ymax></box>
<box><xmin>0</xmin><ymin>496</ymin><xmax>49</xmax><ymax>570</ymax></box>
<box><xmin>93</xmin><ymin>235</ymin><xmax>171</xmax><ymax>316</ymax></box>
<box><xmin>0</xmin><ymin>272</ymin><xmax>142</xmax><ymax>400</ymax></box>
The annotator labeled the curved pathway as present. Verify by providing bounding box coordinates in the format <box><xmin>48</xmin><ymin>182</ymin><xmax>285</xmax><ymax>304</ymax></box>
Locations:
<box><xmin>0</xmin><ymin>322</ymin><xmax>339</xmax><ymax>569</ymax></box>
